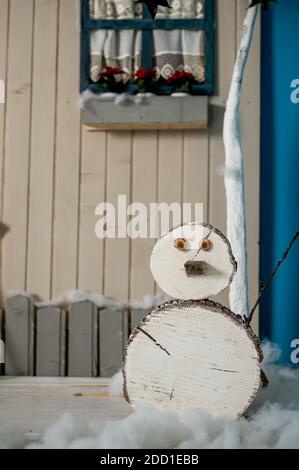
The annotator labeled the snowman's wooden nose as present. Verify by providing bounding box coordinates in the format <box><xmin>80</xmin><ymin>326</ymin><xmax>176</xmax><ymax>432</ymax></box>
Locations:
<box><xmin>184</xmin><ymin>260</ymin><xmax>207</xmax><ymax>277</ymax></box>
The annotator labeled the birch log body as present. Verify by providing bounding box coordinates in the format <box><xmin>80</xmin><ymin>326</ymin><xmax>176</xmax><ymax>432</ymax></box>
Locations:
<box><xmin>150</xmin><ymin>223</ymin><xmax>237</xmax><ymax>300</ymax></box>
<box><xmin>223</xmin><ymin>5</ymin><xmax>258</xmax><ymax>317</ymax></box>
<box><xmin>123</xmin><ymin>300</ymin><xmax>262</xmax><ymax>418</ymax></box>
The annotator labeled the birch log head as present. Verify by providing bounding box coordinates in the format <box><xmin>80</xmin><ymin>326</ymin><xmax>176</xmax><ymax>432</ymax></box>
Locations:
<box><xmin>150</xmin><ymin>223</ymin><xmax>237</xmax><ymax>300</ymax></box>
<box><xmin>123</xmin><ymin>300</ymin><xmax>263</xmax><ymax>418</ymax></box>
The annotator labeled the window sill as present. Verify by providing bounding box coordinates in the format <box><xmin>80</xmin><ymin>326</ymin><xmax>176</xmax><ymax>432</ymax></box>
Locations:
<box><xmin>83</xmin><ymin>95</ymin><xmax>208</xmax><ymax>131</ymax></box>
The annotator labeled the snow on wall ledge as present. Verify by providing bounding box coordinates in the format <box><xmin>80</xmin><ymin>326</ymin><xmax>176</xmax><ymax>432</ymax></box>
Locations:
<box><xmin>6</xmin><ymin>290</ymin><xmax>171</xmax><ymax>311</ymax></box>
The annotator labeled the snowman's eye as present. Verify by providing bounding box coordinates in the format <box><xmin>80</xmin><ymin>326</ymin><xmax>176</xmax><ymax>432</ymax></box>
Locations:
<box><xmin>174</xmin><ymin>238</ymin><xmax>186</xmax><ymax>251</ymax></box>
<box><xmin>201</xmin><ymin>239</ymin><xmax>212</xmax><ymax>252</ymax></box>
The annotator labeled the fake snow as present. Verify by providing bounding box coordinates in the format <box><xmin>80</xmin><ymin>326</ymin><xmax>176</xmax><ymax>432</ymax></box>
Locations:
<box><xmin>1</xmin><ymin>342</ymin><xmax>299</xmax><ymax>449</ymax></box>
<box><xmin>80</xmin><ymin>89</ymin><xmax>157</xmax><ymax>110</ymax></box>
<box><xmin>6</xmin><ymin>290</ymin><xmax>171</xmax><ymax>311</ymax></box>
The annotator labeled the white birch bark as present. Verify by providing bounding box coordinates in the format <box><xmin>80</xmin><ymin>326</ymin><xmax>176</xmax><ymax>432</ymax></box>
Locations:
<box><xmin>124</xmin><ymin>300</ymin><xmax>262</xmax><ymax>418</ymax></box>
<box><xmin>223</xmin><ymin>5</ymin><xmax>258</xmax><ymax>318</ymax></box>
<box><xmin>150</xmin><ymin>223</ymin><xmax>237</xmax><ymax>301</ymax></box>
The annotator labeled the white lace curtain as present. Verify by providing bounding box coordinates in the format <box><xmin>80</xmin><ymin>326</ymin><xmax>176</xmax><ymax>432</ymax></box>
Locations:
<box><xmin>90</xmin><ymin>29</ymin><xmax>142</xmax><ymax>81</ymax></box>
<box><xmin>89</xmin><ymin>0</ymin><xmax>205</xmax><ymax>82</ymax></box>
<box><xmin>89</xmin><ymin>0</ymin><xmax>205</xmax><ymax>19</ymax></box>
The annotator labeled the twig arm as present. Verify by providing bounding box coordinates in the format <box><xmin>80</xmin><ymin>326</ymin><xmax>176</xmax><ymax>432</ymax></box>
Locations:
<box><xmin>247</xmin><ymin>229</ymin><xmax>299</xmax><ymax>325</ymax></box>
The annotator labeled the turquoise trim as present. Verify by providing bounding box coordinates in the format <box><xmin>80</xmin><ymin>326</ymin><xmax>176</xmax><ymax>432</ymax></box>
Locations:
<box><xmin>86</xmin><ymin>19</ymin><xmax>205</xmax><ymax>30</ymax></box>
<box><xmin>141</xmin><ymin>5</ymin><xmax>154</xmax><ymax>69</ymax></box>
<box><xmin>80</xmin><ymin>0</ymin><xmax>90</xmax><ymax>92</ymax></box>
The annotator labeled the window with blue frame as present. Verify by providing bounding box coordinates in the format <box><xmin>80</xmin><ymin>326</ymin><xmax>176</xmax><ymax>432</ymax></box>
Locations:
<box><xmin>81</xmin><ymin>0</ymin><xmax>214</xmax><ymax>96</ymax></box>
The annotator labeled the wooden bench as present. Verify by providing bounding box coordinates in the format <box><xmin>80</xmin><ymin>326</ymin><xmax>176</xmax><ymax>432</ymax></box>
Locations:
<box><xmin>0</xmin><ymin>376</ymin><xmax>132</xmax><ymax>439</ymax></box>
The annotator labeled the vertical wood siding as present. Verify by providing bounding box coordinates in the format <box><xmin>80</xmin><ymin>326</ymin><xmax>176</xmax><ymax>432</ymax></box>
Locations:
<box><xmin>0</xmin><ymin>0</ymin><xmax>260</xmax><ymax>332</ymax></box>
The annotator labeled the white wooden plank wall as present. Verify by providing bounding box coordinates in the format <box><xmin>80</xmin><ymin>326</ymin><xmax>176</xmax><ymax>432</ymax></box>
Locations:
<box><xmin>0</xmin><ymin>1</ymin><xmax>260</xmax><ymax>333</ymax></box>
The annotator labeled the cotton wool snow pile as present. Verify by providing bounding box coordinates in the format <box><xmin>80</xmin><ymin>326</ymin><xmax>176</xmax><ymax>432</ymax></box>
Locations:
<box><xmin>7</xmin><ymin>289</ymin><xmax>171</xmax><ymax>311</ymax></box>
<box><xmin>1</xmin><ymin>342</ymin><xmax>299</xmax><ymax>450</ymax></box>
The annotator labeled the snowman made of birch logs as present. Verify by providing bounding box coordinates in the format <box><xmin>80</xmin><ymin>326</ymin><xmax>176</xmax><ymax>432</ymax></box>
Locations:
<box><xmin>123</xmin><ymin>223</ymin><xmax>264</xmax><ymax>418</ymax></box>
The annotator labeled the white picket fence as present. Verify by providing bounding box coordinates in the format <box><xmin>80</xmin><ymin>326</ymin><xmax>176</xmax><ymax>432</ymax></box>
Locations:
<box><xmin>0</xmin><ymin>295</ymin><xmax>149</xmax><ymax>377</ymax></box>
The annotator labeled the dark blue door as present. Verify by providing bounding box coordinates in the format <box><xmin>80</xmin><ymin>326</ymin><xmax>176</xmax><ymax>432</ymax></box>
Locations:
<box><xmin>260</xmin><ymin>0</ymin><xmax>299</xmax><ymax>365</ymax></box>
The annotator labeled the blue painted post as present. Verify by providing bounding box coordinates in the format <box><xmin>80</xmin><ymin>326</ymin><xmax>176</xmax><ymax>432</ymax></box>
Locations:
<box><xmin>260</xmin><ymin>0</ymin><xmax>299</xmax><ymax>366</ymax></box>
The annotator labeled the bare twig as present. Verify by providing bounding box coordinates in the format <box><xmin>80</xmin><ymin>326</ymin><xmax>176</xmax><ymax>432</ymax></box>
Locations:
<box><xmin>191</xmin><ymin>227</ymin><xmax>214</xmax><ymax>260</ymax></box>
<box><xmin>247</xmin><ymin>229</ymin><xmax>299</xmax><ymax>325</ymax></box>
<box><xmin>260</xmin><ymin>369</ymin><xmax>269</xmax><ymax>388</ymax></box>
